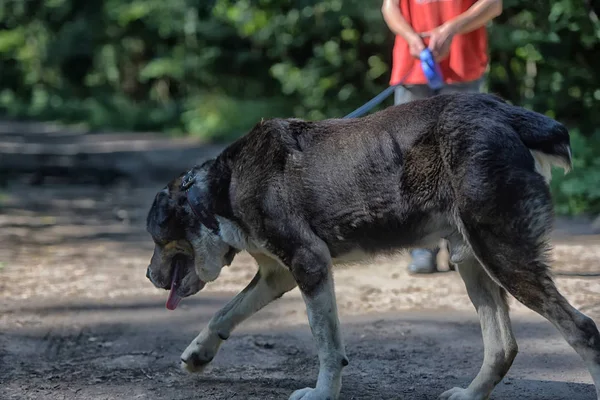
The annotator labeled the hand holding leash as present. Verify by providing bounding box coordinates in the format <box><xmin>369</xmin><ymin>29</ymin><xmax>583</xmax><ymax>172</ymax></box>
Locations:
<box><xmin>407</xmin><ymin>33</ymin><xmax>426</xmax><ymax>59</ymax></box>
<box><xmin>421</xmin><ymin>24</ymin><xmax>455</xmax><ymax>61</ymax></box>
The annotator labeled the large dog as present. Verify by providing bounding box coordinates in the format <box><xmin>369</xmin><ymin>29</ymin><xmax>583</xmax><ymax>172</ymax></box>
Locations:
<box><xmin>145</xmin><ymin>92</ymin><xmax>600</xmax><ymax>400</ymax></box>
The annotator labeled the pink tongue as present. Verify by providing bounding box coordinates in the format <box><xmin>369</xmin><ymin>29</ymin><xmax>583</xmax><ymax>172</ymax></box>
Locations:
<box><xmin>165</xmin><ymin>264</ymin><xmax>182</xmax><ymax>310</ymax></box>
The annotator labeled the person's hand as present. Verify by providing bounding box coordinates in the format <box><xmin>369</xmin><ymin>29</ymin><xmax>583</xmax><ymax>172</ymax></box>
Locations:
<box><xmin>407</xmin><ymin>33</ymin><xmax>425</xmax><ymax>59</ymax></box>
<box><xmin>422</xmin><ymin>23</ymin><xmax>456</xmax><ymax>61</ymax></box>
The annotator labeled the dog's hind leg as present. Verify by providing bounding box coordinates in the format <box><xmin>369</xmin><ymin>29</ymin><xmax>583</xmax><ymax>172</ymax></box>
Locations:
<box><xmin>440</xmin><ymin>255</ymin><xmax>518</xmax><ymax>400</ymax></box>
<box><xmin>459</xmin><ymin>215</ymin><xmax>600</xmax><ymax>399</ymax></box>
<box><xmin>180</xmin><ymin>254</ymin><xmax>296</xmax><ymax>372</ymax></box>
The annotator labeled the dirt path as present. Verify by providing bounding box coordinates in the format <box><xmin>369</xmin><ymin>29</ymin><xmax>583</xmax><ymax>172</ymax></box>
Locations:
<box><xmin>3</xmin><ymin>296</ymin><xmax>599</xmax><ymax>400</ymax></box>
<box><xmin>1</xmin><ymin>182</ymin><xmax>600</xmax><ymax>399</ymax></box>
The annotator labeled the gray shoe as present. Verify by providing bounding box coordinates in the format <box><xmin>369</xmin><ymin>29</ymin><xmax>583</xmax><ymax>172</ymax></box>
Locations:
<box><xmin>408</xmin><ymin>249</ymin><xmax>438</xmax><ymax>274</ymax></box>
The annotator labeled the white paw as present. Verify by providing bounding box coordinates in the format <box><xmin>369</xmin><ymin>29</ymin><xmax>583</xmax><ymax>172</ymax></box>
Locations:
<box><xmin>180</xmin><ymin>328</ymin><xmax>223</xmax><ymax>373</ymax></box>
<box><xmin>289</xmin><ymin>387</ymin><xmax>335</xmax><ymax>400</ymax></box>
<box><xmin>439</xmin><ymin>387</ymin><xmax>485</xmax><ymax>400</ymax></box>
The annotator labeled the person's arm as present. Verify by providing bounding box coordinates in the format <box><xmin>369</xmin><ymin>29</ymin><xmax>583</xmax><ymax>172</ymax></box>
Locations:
<box><xmin>445</xmin><ymin>0</ymin><xmax>503</xmax><ymax>35</ymax></box>
<box><xmin>426</xmin><ymin>0</ymin><xmax>503</xmax><ymax>61</ymax></box>
<box><xmin>381</xmin><ymin>0</ymin><xmax>425</xmax><ymax>59</ymax></box>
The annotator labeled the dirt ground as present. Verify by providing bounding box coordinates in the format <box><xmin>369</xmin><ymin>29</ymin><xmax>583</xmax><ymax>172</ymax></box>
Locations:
<box><xmin>1</xmin><ymin>182</ymin><xmax>600</xmax><ymax>399</ymax></box>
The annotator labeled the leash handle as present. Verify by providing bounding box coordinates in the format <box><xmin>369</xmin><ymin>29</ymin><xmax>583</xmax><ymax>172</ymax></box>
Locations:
<box><xmin>419</xmin><ymin>48</ymin><xmax>444</xmax><ymax>91</ymax></box>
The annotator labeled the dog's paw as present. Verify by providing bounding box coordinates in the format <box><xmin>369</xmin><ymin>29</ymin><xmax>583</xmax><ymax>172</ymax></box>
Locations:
<box><xmin>439</xmin><ymin>387</ymin><xmax>485</xmax><ymax>400</ymax></box>
<box><xmin>180</xmin><ymin>328</ymin><xmax>223</xmax><ymax>373</ymax></box>
<box><xmin>289</xmin><ymin>387</ymin><xmax>335</xmax><ymax>400</ymax></box>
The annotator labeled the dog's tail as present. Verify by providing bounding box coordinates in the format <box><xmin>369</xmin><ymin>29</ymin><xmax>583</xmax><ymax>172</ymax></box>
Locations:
<box><xmin>509</xmin><ymin>107</ymin><xmax>573</xmax><ymax>184</ymax></box>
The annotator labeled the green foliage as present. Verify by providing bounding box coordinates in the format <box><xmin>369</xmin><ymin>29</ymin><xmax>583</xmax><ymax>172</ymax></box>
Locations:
<box><xmin>487</xmin><ymin>0</ymin><xmax>600</xmax><ymax>135</ymax></box>
<box><xmin>0</xmin><ymin>0</ymin><xmax>392</xmax><ymax>134</ymax></box>
<box><xmin>0</xmin><ymin>0</ymin><xmax>599</xmax><ymax>214</ymax></box>
<box><xmin>550</xmin><ymin>130</ymin><xmax>600</xmax><ymax>215</ymax></box>
<box><xmin>181</xmin><ymin>93</ymin><xmax>293</xmax><ymax>141</ymax></box>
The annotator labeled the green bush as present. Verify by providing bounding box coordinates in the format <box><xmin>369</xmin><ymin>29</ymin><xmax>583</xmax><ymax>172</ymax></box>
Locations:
<box><xmin>550</xmin><ymin>129</ymin><xmax>600</xmax><ymax>215</ymax></box>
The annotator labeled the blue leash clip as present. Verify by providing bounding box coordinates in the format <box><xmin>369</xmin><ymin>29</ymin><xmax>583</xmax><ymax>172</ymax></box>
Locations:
<box><xmin>419</xmin><ymin>48</ymin><xmax>444</xmax><ymax>91</ymax></box>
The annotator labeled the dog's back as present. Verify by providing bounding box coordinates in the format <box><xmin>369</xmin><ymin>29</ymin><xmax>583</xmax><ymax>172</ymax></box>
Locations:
<box><xmin>220</xmin><ymin>93</ymin><xmax>570</xmax><ymax>261</ymax></box>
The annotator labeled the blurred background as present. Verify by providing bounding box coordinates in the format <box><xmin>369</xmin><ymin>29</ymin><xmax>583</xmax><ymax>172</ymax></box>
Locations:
<box><xmin>1</xmin><ymin>2</ymin><xmax>600</xmax><ymax>399</ymax></box>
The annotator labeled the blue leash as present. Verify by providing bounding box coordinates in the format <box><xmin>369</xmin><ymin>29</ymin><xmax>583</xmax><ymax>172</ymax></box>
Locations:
<box><xmin>343</xmin><ymin>84</ymin><xmax>401</xmax><ymax>119</ymax></box>
<box><xmin>343</xmin><ymin>49</ymin><xmax>443</xmax><ymax>119</ymax></box>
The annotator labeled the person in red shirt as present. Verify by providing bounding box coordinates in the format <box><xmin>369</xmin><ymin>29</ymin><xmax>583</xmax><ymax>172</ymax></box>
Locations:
<box><xmin>382</xmin><ymin>0</ymin><xmax>502</xmax><ymax>274</ymax></box>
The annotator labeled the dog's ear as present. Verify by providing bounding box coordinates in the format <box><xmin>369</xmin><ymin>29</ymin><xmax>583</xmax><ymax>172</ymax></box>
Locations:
<box><xmin>147</xmin><ymin>189</ymin><xmax>185</xmax><ymax>242</ymax></box>
<box><xmin>178</xmin><ymin>162</ymin><xmax>220</xmax><ymax>235</ymax></box>
<box><xmin>187</xmin><ymin>183</ymin><xmax>220</xmax><ymax>234</ymax></box>
<box><xmin>155</xmin><ymin>190</ymin><xmax>175</xmax><ymax>227</ymax></box>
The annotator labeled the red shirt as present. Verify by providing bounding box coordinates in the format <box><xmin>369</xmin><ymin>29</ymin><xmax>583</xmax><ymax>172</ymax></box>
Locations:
<box><xmin>389</xmin><ymin>0</ymin><xmax>489</xmax><ymax>85</ymax></box>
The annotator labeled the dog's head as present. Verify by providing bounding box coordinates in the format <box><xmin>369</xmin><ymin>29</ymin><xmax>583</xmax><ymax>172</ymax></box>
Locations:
<box><xmin>145</xmin><ymin>160</ymin><xmax>237</xmax><ymax>309</ymax></box>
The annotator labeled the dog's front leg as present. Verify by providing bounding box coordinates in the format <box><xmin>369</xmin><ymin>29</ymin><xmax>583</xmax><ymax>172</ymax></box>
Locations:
<box><xmin>181</xmin><ymin>254</ymin><xmax>296</xmax><ymax>372</ymax></box>
<box><xmin>289</xmin><ymin>247</ymin><xmax>348</xmax><ymax>400</ymax></box>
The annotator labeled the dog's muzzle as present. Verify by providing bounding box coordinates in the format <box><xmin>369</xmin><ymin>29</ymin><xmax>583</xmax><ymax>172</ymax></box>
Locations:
<box><xmin>146</xmin><ymin>267</ymin><xmax>160</xmax><ymax>288</ymax></box>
